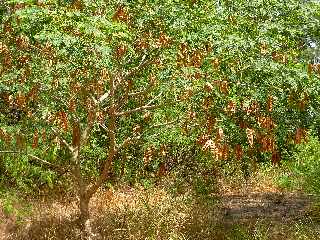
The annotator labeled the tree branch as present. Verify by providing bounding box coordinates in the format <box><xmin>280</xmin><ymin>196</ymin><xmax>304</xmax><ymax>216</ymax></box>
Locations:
<box><xmin>52</xmin><ymin>128</ymin><xmax>74</xmax><ymax>153</ymax></box>
<box><xmin>124</xmin><ymin>51</ymin><xmax>159</xmax><ymax>81</ymax></box>
<box><xmin>0</xmin><ymin>151</ymin><xmax>20</xmax><ymax>154</ymax></box>
<box><xmin>117</xmin><ymin>136</ymin><xmax>141</xmax><ymax>151</ymax></box>
<box><xmin>98</xmin><ymin>90</ymin><xmax>110</xmax><ymax>103</ymax></box>
<box><xmin>98</xmin><ymin>123</ymin><xmax>114</xmax><ymax>135</ymax></box>
<box><xmin>150</xmin><ymin>119</ymin><xmax>179</xmax><ymax>128</ymax></box>
<box><xmin>27</xmin><ymin>154</ymin><xmax>68</xmax><ymax>174</ymax></box>
<box><xmin>116</xmin><ymin>104</ymin><xmax>160</xmax><ymax>117</ymax></box>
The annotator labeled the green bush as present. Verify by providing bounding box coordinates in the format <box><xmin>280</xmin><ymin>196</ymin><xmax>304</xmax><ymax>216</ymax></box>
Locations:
<box><xmin>277</xmin><ymin>134</ymin><xmax>320</xmax><ymax>194</ymax></box>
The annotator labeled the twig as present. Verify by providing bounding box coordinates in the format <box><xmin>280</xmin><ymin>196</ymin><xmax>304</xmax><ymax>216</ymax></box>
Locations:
<box><xmin>151</xmin><ymin>119</ymin><xmax>179</xmax><ymax>128</ymax></box>
<box><xmin>116</xmin><ymin>104</ymin><xmax>160</xmax><ymax>117</ymax></box>
<box><xmin>0</xmin><ymin>151</ymin><xmax>20</xmax><ymax>154</ymax></box>
<box><xmin>27</xmin><ymin>154</ymin><xmax>67</xmax><ymax>174</ymax></box>
<box><xmin>52</xmin><ymin>128</ymin><xmax>74</xmax><ymax>153</ymax></box>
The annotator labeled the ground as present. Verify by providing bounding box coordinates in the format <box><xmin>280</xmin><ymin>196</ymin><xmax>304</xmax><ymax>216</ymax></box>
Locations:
<box><xmin>1</xmin><ymin>171</ymin><xmax>320</xmax><ymax>239</ymax></box>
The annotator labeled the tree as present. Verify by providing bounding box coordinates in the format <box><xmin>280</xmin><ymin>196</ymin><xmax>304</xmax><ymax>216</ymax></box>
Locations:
<box><xmin>1</xmin><ymin>0</ymin><xmax>320</xmax><ymax>236</ymax></box>
<box><xmin>0</xmin><ymin>0</ymin><xmax>179</xmax><ymax>233</ymax></box>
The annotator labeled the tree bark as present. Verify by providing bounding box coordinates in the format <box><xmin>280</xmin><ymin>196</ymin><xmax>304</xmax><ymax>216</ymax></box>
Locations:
<box><xmin>79</xmin><ymin>193</ymin><xmax>90</xmax><ymax>226</ymax></box>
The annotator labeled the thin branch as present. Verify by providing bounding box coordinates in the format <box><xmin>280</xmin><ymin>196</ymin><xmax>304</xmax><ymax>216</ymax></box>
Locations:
<box><xmin>0</xmin><ymin>151</ymin><xmax>20</xmax><ymax>154</ymax></box>
<box><xmin>27</xmin><ymin>154</ymin><xmax>67</xmax><ymax>174</ymax></box>
<box><xmin>150</xmin><ymin>119</ymin><xmax>179</xmax><ymax>128</ymax></box>
<box><xmin>115</xmin><ymin>98</ymin><xmax>182</xmax><ymax>117</ymax></box>
<box><xmin>1</xmin><ymin>151</ymin><xmax>68</xmax><ymax>174</ymax></box>
<box><xmin>52</xmin><ymin>128</ymin><xmax>74</xmax><ymax>153</ymax></box>
<box><xmin>116</xmin><ymin>104</ymin><xmax>160</xmax><ymax>117</ymax></box>
<box><xmin>124</xmin><ymin>51</ymin><xmax>158</xmax><ymax>80</ymax></box>
<box><xmin>127</xmin><ymin>82</ymin><xmax>155</xmax><ymax>98</ymax></box>
<box><xmin>98</xmin><ymin>75</ymin><xmax>122</xmax><ymax>104</ymax></box>
<box><xmin>117</xmin><ymin>136</ymin><xmax>141</xmax><ymax>151</ymax></box>
<box><xmin>99</xmin><ymin>123</ymin><xmax>114</xmax><ymax>135</ymax></box>
<box><xmin>146</xmin><ymin>91</ymin><xmax>162</xmax><ymax>106</ymax></box>
<box><xmin>128</xmin><ymin>90</ymin><xmax>145</xmax><ymax>97</ymax></box>
<box><xmin>98</xmin><ymin>90</ymin><xmax>110</xmax><ymax>103</ymax></box>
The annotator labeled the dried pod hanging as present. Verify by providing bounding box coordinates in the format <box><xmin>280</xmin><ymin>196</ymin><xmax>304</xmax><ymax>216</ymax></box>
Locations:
<box><xmin>219</xmin><ymin>80</ymin><xmax>229</xmax><ymax>95</ymax></box>
<box><xmin>156</xmin><ymin>32</ymin><xmax>171</xmax><ymax>48</ymax></box>
<box><xmin>143</xmin><ymin>111</ymin><xmax>151</xmax><ymax>122</ymax></box>
<box><xmin>204</xmin><ymin>82</ymin><xmax>213</xmax><ymax>93</ymax></box>
<box><xmin>212</xmin><ymin>58</ymin><xmax>220</xmax><ymax>69</ymax></box>
<box><xmin>57</xmin><ymin>111</ymin><xmax>68</xmax><ymax>132</ymax></box>
<box><xmin>246</xmin><ymin>128</ymin><xmax>255</xmax><ymax>146</ymax></box>
<box><xmin>72</xmin><ymin>122</ymin><xmax>81</xmax><ymax>147</ymax></box>
<box><xmin>100</xmin><ymin>68</ymin><xmax>110</xmax><ymax>81</ymax></box>
<box><xmin>115</xmin><ymin>44</ymin><xmax>127</xmax><ymax>59</ymax></box>
<box><xmin>267</xmin><ymin>95</ymin><xmax>273</xmax><ymax>112</ymax></box>
<box><xmin>32</xmin><ymin>129</ymin><xmax>39</xmax><ymax>149</ymax></box>
<box><xmin>226</xmin><ymin>100</ymin><xmax>236</xmax><ymax>115</ymax></box>
<box><xmin>68</xmin><ymin>98</ymin><xmax>76</xmax><ymax>112</ymax></box>
<box><xmin>16</xmin><ymin>35</ymin><xmax>30</xmax><ymax>50</ymax></box>
<box><xmin>143</xmin><ymin>146</ymin><xmax>155</xmax><ymax>165</ymax></box>
<box><xmin>234</xmin><ymin>144</ymin><xmax>243</xmax><ymax>160</ymax></box>
<box><xmin>112</xmin><ymin>5</ymin><xmax>129</xmax><ymax>23</ymax></box>
<box><xmin>96</xmin><ymin>111</ymin><xmax>104</xmax><ymax>124</ymax></box>
<box><xmin>16</xmin><ymin>91</ymin><xmax>26</xmax><ymax>108</ymax></box>
<box><xmin>271</xmin><ymin>151</ymin><xmax>281</xmax><ymax>165</ymax></box>
<box><xmin>41</xmin><ymin>129</ymin><xmax>46</xmax><ymax>144</ymax></box>
<box><xmin>260</xmin><ymin>42</ymin><xmax>268</xmax><ymax>55</ymax></box>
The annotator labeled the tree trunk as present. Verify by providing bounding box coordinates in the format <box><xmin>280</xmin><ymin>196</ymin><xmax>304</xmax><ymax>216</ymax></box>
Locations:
<box><xmin>79</xmin><ymin>193</ymin><xmax>90</xmax><ymax>227</ymax></box>
<box><xmin>78</xmin><ymin>192</ymin><xmax>96</xmax><ymax>239</ymax></box>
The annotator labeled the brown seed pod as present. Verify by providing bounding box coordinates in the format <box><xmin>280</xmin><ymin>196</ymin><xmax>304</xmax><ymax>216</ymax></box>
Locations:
<box><xmin>234</xmin><ymin>144</ymin><xmax>243</xmax><ymax>160</ymax></box>
<box><xmin>57</xmin><ymin>111</ymin><xmax>68</xmax><ymax>131</ymax></box>
<box><xmin>143</xmin><ymin>146</ymin><xmax>155</xmax><ymax>165</ymax></box>
<box><xmin>0</xmin><ymin>42</ymin><xmax>9</xmax><ymax>54</ymax></box>
<box><xmin>143</xmin><ymin>111</ymin><xmax>151</xmax><ymax>122</ymax></box>
<box><xmin>246</xmin><ymin>128</ymin><xmax>255</xmax><ymax>146</ymax></box>
<box><xmin>156</xmin><ymin>32</ymin><xmax>171</xmax><ymax>48</ymax></box>
<box><xmin>294</xmin><ymin>128</ymin><xmax>307</xmax><ymax>144</ymax></box>
<box><xmin>191</xmin><ymin>50</ymin><xmax>203</xmax><ymax>68</ymax></box>
<box><xmin>226</xmin><ymin>100</ymin><xmax>236</xmax><ymax>115</ymax></box>
<box><xmin>271</xmin><ymin>151</ymin><xmax>281</xmax><ymax>165</ymax></box>
<box><xmin>206</xmin><ymin>116</ymin><xmax>216</xmax><ymax>133</ymax></box>
<box><xmin>3</xmin><ymin>54</ymin><xmax>13</xmax><ymax>68</ymax></box>
<box><xmin>135</xmin><ymin>39</ymin><xmax>149</xmax><ymax>51</ymax></box>
<box><xmin>219</xmin><ymin>80</ymin><xmax>229</xmax><ymax>94</ymax></box>
<box><xmin>260</xmin><ymin>43</ymin><xmax>268</xmax><ymax>55</ymax></box>
<box><xmin>18</xmin><ymin>55</ymin><xmax>31</xmax><ymax>65</ymax></box>
<box><xmin>204</xmin><ymin>82</ymin><xmax>213</xmax><ymax>93</ymax></box>
<box><xmin>196</xmin><ymin>134</ymin><xmax>210</xmax><ymax>146</ymax></box>
<box><xmin>133</xmin><ymin>125</ymin><xmax>142</xmax><ymax>134</ymax></box>
<box><xmin>215</xmin><ymin>128</ymin><xmax>224</xmax><ymax>142</ymax></box>
<box><xmin>16</xmin><ymin>35</ymin><xmax>30</xmax><ymax>50</ymax></box>
<box><xmin>32</xmin><ymin>129</ymin><xmax>39</xmax><ymax>149</ymax></box>
<box><xmin>100</xmin><ymin>68</ymin><xmax>110</xmax><ymax>81</ymax></box>
<box><xmin>212</xmin><ymin>58</ymin><xmax>220</xmax><ymax>69</ymax></box>
<box><xmin>16</xmin><ymin>91</ymin><xmax>26</xmax><ymax>108</ymax></box>
<box><xmin>68</xmin><ymin>98</ymin><xmax>76</xmax><ymax>112</ymax></box>
<box><xmin>115</xmin><ymin>44</ymin><xmax>127</xmax><ymax>59</ymax></box>
<box><xmin>72</xmin><ymin>122</ymin><xmax>81</xmax><ymax>147</ymax></box>
<box><xmin>112</xmin><ymin>5</ymin><xmax>129</xmax><ymax>23</ymax></box>
<box><xmin>96</xmin><ymin>111</ymin><xmax>104</xmax><ymax>124</ymax></box>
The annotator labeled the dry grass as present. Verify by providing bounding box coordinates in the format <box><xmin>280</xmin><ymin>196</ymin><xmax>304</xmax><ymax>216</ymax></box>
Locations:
<box><xmin>1</xmin><ymin>169</ymin><xmax>320</xmax><ymax>240</ymax></box>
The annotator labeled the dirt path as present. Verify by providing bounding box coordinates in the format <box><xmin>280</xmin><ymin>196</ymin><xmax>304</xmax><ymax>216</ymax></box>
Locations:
<box><xmin>218</xmin><ymin>192</ymin><xmax>317</xmax><ymax>225</ymax></box>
